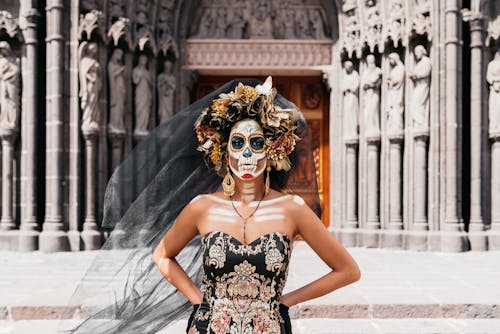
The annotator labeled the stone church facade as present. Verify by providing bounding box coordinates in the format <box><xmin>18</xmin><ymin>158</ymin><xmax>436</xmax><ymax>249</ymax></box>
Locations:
<box><xmin>0</xmin><ymin>0</ymin><xmax>498</xmax><ymax>252</ymax></box>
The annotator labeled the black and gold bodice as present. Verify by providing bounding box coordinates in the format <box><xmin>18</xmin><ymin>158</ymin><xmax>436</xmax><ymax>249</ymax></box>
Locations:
<box><xmin>186</xmin><ymin>230</ymin><xmax>293</xmax><ymax>334</ymax></box>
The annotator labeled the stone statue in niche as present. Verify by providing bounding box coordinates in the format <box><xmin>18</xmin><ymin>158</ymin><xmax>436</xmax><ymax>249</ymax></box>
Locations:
<box><xmin>409</xmin><ymin>45</ymin><xmax>431</xmax><ymax>131</ymax></box>
<box><xmin>0</xmin><ymin>42</ymin><xmax>20</xmax><ymax>133</ymax></box>
<box><xmin>362</xmin><ymin>54</ymin><xmax>382</xmax><ymax>137</ymax></box>
<box><xmin>227</xmin><ymin>7</ymin><xmax>246</xmax><ymax>38</ymax></box>
<box><xmin>249</xmin><ymin>0</ymin><xmax>273</xmax><ymax>38</ymax></box>
<box><xmin>213</xmin><ymin>7</ymin><xmax>227</xmax><ymax>38</ymax></box>
<box><xmin>386</xmin><ymin>52</ymin><xmax>405</xmax><ymax>135</ymax></box>
<box><xmin>282</xmin><ymin>9</ymin><xmax>296</xmax><ymax>39</ymax></box>
<box><xmin>342</xmin><ymin>60</ymin><xmax>360</xmax><ymax>139</ymax></box>
<box><xmin>196</xmin><ymin>7</ymin><xmax>215</xmax><ymax>38</ymax></box>
<box><xmin>108</xmin><ymin>0</ymin><xmax>125</xmax><ymax>18</ymax></box>
<box><xmin>487</xmin><ymin>51</ymin><xmax>500</xmax><ymax>135</ymax></box>
<box><xmin>297</xmin><ymin>9</ymin><xmax>311</xmax><ymax>39</ymax></box>
<box><xmin>310</xmin><ymin>8</ymin><xmax>326</xmax><ymax>39</ymax></box>
<box><xmin>107</xmin><ymin>48</ymin><xmax>126</xmax><ymax>134</ymax></box>
<box><xmin>157</xmin><ymin>59</ymin><xmax>176</xmax><ymax>124</ymax></box>
<box><xmin>78</xmin><ymin>42</ymin><xmax>101</xmax><ymax>134</ymax></box>
<box><xmin>136</xmin><ymin>0</ymin><xmax>150</xmax><ymax>25</ymax></box>
<box><xmin>133</xmin><ymin>54</ymin><xmax>152</xmax><ymax>136</ymax></box>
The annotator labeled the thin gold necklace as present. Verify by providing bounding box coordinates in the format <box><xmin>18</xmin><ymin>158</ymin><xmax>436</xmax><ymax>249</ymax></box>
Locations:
<box><xmin>230</xmin><ymin>192</ymin><xmax>265</xmax><ymax>245</ymax></box>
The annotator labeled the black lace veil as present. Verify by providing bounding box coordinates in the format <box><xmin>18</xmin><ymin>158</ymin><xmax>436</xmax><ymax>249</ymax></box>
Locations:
<box><xmin>58</xmin><ymin>78</ymin><xmax>320</xmax><ymax>334</ymax></box>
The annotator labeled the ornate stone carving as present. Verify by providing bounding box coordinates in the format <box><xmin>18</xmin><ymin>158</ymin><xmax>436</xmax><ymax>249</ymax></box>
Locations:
<box><xmin>342</xmin><ymin>60</ymin><xmax>360</xmax><ymax>139</ymax></box>
<box><xmin>78</xmin><ymin>10</ymin><xmax>105</xmax><ymax>41</ymax></box>
<box><xmin>364</xmin><ymin>0</ymin><xmax>382</xmax><ymax>52</ymax></box>
<box><xmin>409</xmin><ymin>0</ymin><xmax>432</xmax><ymax>41</ymax></box>
<box><xmin>185</xmin><ymin>40</ymin><xmax>332</xmax><ymax>67</ymax></box>
<box><xmin>80</xmin><ymin>0</ymin><xmax>98</xmax><ymax>12</ymax></box>
<box><xmin>310</xmin><ymin>8</ymin><xmax>327</xmax><ymax>39</ymax></box>
<box><xmin>0</xmin><ymin>42</ymin><xmax>20</xmax><ymax>134</ymax></box>
<box><xmin>107</xmin><ymin>48</ymin><xmax>126</xmax><ymax>134</ymax></box>
<box><xmin>384</xmin><ymin>0</ymin><xmax>406</xmax><ymax>47</ymax></box>
<box><xmin>135</xmin><ymin>26</ymin><xmax>157</xmax><ymax>53</ymax></box>
<box><xmin>487</xmin><ymin>51</ymin><xmax>500</xmax><ymax>137</ymax></box>
<box><xmin>342</xmin><ymin>6</ymin><xmax>361</xmax><ymax>58</ymax></box>
<box><xmin>362</xmin><ymin>54</ymin><xmax>382</xmax><ymax>138</ymax></box>
<box><xmin>227</xmin><ymin>7</ymin><xmax>247</xmax><ymax>39</ymax></box>
<box><xmin>133</xmin><ymin>54</ymin><xmax>152</xmax><ymax>137</ymax></box>
<box><xmin>409</xmin><ymin>45</ymin><xmax>431</xmax><ymax>131</ymax></box>
<box><xmin>191</xmin><ymin>1</ymin><xmax>328</xmax><ymax>40</ymax></box>
<box><xmin>108</xmin><ymin>0</ymin><xmax>125</xmax><ymax>19</ymax></box>
<box><xmin>486</xmin><ymin>15</ymin><xmax>500</xmax><ymax>47</ymax></box>
<box><xmin>0</xmin><ymin>11</ymin><xmax>22</xmax><ymax>41</ymax></box>
<box><xmin>157</xmin><ymin>59</ymin><xmax>176</xmax><ymax>124</ymax></box>
<box><xmin>135</xmin><ymin>0</ymin><xmax>150</xmax><ymax>26</ymax></box>
<box><xmin>78</xmin><ymin>42</ymin><xmax>101</xmax><ymax>135</ymax></box>
<box><xmin>249</xmin><ymin>0</ymin><xmax>273</xmax><ymax>39</ymax></box>
<box><xmin>386</xmin><ymin>53</ymin><xmax>405</xmax><ymax>135</ymax></box>
<box><xmin>108</xmin><ymin>17</ymin><xmax>131</xmax><ymax>47</ymax></box>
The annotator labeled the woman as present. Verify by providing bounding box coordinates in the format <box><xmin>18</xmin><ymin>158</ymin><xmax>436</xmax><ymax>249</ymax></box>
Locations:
<box><xmin>151</xmin><ymin>77</ymin><xmax>361</xmax><ymax>333</ymax></box>
<box><xmin>61</xmin><ymin>77</ymin><xmax>359</xmax><ymax>334</ymax></box>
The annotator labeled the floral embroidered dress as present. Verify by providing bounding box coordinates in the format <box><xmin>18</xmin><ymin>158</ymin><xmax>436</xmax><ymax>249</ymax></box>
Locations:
<box><xmin>186</xmin><ymin>230</ymin><xmax>293</xmax><ymax>334</ymax></box>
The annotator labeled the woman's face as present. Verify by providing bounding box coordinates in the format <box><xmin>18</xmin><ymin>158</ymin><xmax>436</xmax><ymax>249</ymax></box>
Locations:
<box><xmin>228</xmin><ymin>119</ymin><xmax>267</xmax><ymax>180</ymax></box>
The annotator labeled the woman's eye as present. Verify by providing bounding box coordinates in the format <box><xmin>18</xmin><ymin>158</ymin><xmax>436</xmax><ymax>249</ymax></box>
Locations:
<box><xmin>231</xmin><ymin>136</ymin><xmax>244</xmax><ymax>150</ymax></box>
<box><xmin>250</xmin><ymin>137</ymin><xmax>265</xmax><ymax>150</ymax></box>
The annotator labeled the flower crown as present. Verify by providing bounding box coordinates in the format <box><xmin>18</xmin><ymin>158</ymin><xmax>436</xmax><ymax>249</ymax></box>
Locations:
<box><xmin>194</xmin><ymin>76</ymin><xmax>300</xmax><ymax>176</ymax></box>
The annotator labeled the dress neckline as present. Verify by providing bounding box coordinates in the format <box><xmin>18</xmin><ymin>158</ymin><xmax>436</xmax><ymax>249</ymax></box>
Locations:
<box><xmin>201</xmin><ymin>230</ymin><xmax>291</xmax><ymax>247</ymax></box>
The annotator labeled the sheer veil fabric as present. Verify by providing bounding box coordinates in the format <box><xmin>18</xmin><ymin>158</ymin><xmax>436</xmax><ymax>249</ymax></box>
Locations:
<box><xmin>59</xmin><ymin>79</ymin><xmax>320</xmax><ymax>334</ymax></box>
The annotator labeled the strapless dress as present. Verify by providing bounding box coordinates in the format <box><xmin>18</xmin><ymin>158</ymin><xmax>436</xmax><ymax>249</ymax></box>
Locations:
<box><xmin>186</xmin><ymin>230</ymin><xmax>293</xmax><ymax>334</ymax></box>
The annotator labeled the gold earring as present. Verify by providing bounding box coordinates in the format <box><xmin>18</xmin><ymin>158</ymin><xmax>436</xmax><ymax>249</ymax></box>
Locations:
<box><xmin>222</xmin><ymin>166</ymin><xmax>235</xmax><ymax>197</ymax></box>
<box><xmin>265</xmin><ymin>166</ymin><xmax>271</xmax><ymax>195</ymax></box>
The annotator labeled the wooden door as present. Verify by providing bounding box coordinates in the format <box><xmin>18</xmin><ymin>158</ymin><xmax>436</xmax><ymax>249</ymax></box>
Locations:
<box><xmin>194</xmin><ymin>76</ymin><xmax>330</xmax><ymax>227</ymax></box>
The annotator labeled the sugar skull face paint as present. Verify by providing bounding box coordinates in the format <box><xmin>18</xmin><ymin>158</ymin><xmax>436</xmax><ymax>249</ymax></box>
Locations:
<box><xmin>228</xmin><ymin>119</ymin><xmax>267</xmax><ymax>180</ymax></box>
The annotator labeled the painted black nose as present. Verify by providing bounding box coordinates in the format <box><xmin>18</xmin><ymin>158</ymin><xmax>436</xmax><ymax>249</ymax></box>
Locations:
<box><xmin>243</xmin><ymin>147</ymin><xmax>252</xmax><ymax>157</ymax></box>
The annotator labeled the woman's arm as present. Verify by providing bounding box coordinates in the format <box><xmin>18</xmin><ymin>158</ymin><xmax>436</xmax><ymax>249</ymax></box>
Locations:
<box><xmin>151</xmin><ymin>196</ymin><xmax>205</xmax><ymax>305</ymax></box>
<box><xmin>280</xmin><ymin>196</ymin><xmax>361</xmax><ymax>307</ymax></box>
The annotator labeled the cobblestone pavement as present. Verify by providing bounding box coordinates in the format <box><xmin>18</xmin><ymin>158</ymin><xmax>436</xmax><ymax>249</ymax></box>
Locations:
<box><xmin>1</xmin><ymin>242</ymin><xmax>499</xmax><ymax>333</ymax></box>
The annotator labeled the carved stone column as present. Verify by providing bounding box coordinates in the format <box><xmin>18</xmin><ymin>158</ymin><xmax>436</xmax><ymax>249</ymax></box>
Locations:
<box><xmin>81</xmin><ymin>130</ymin><xmax>102</xmax><ymax>249</ymax></box>
<box><xmin>490</xmin><ymin>134</ymin><xmax>500</xmax><ymax>249</ymax></box>
<box><xmin>40</xmin><ymin>0</ymin><xmax>69</xmax><ymax>252</ymax></box>
<box><xmin>463</xmin><ymin>11</ymin><xmax>487</xmax><ymax>250</ymax></box>
<box><xmin>344</xmin><ymin>139</ymin><xmax>359</xmax><ymax>246</ymax></box>
<box><xmin>18</xmin><ymin>8</ymin><xmax>40</xmax><ymax>251</ymax></box>
<box><xmin>442</xmin><ymin>0</ymin><xmax>468</xmax><ymax>251</ymax></box>
<box><xmin>409</xmin><ymin>131</ymin><xmax>429</xmax><ymax>250</ymax></box>
<box><xmin>364</xmin><ymin>136</ymin><xmax>380</xmax><ymax>247</ymax></box>
<box><xmin>384</xmin><ymin>134</ymin><xmax>404</xmax><ymax>248</ymax></box>
<box><xmin>0</xmin><ymin>133</ymin><xmax>16</xmax><ymax>231</ymax></box>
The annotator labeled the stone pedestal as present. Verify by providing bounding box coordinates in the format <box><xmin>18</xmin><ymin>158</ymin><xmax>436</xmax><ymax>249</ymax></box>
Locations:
<box><xmin>384</xmin><ymin>134</ymin><xmax>404</xmax><ymax>248</ymax></box>
<box><xmin>341</xmin><ymin>138</ymin><xmax>359</xmax><ymax>247</ymax></box>
<box><xmin>81</xmin><ymin>131</ymin><xmax>103</xmax><ymax>250</ymax></box>
<box><xmin>362</xmin><ymin>136</ymin><xmax>380</xmax><ymax>248</ymax></box>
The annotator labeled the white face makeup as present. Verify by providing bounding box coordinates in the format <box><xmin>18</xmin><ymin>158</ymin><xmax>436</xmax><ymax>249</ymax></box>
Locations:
<box><xmin>228</xmin><ymin>119</ymin><xmax>267</xmax><ymax>180</ymax></box>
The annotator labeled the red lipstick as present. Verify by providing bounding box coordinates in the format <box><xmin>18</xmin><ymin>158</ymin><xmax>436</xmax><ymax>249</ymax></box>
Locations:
<box><xmin>242</xmin><ymin>173</ymin><xmax>253</xmax><ymax>179</ymax></box>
